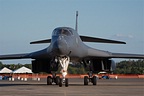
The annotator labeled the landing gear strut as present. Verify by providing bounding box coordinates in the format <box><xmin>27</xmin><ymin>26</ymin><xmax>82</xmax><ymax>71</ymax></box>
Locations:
<box><xmin>58</xmin><ymin>56</ymin><xmax>70</xmax><ymax>87</ymax></box>
<box><xmin>84</xmin><ymin>71</ymin><xmax>97</xmax><ymax>85</ymax></box>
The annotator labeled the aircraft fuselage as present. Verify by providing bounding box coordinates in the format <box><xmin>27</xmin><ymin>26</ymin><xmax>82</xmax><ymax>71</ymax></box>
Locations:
<box><xmin>47</xmin><ymin>27</ymin><xmax>87</xmax><ymax>59</ymax></box>
<box><xmin>29</xmin><ymin>27</ymin><xmax>110</xmax><ymax>61</ymax></box>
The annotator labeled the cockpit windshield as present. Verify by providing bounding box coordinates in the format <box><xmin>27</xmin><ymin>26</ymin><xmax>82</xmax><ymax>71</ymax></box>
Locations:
<box><xmin>52</xmin><ymin>28</ymin><xmax>73</xmax><ymax>36</ymax></box>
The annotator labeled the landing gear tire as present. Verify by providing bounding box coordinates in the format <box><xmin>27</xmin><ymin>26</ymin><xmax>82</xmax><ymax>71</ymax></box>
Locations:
<box><xmin>84</xmin><ymin>76</ymin><xmax>88</xmax><ymax>85</ymax></box>
<box><xmin>47</xmin><ymin>76</ymin><xmax>52</xmax><ymax>85</ymax></box>
<box><xmin>59</xmin><ymin>78</ymin><xmax>63</xmax><ymax>87</ymax></box>
<box><xmin>92</xmin><ymin>76</ymin><xmax>97</xmax><ymax>85</ymax></box>
<box><xmin>55</xmin><ymin>76</ymin><xmax>60</xmax><ymax>85</ymax></box>
<box><xmin>65</xmin><ymin>78</ymin><xmax>69</xmax><ymax>87</ymax></box>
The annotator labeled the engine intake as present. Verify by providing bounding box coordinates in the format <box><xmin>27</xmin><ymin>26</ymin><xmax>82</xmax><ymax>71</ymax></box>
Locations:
<box><xmin>32</xmin><ymin>59</ymin><xmax>59</xmax><ymax>73</ymax></box>
<box><xmin>83</xmin><ymin>59</ymin><xmax>116</xmax><ymax>73</ymax></box>
<box><xmin>32</xmin><ymin>59</ymin><xmax>50</xmax><ymax>73</ymax></box>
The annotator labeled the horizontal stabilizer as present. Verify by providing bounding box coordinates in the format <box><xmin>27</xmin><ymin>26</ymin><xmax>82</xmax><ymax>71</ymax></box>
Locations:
<box><xmin>80</xmin><ymin>36</ymin><xmax>126</xmax><ymax>44</ymax></box>
<box><xmin>30</xmin><ymin>39</ymin><xmax>51</xmax><ymax>44</ymax></box>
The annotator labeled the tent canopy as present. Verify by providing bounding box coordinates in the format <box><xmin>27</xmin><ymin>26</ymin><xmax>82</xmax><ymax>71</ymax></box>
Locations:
<box><xmin>0</xmin><ymin>67</ymin><xmax>12</xmax><ymax>73</ymax></box>
<box><xmin>13</xmin><ymin>66</ymin><xmax>32</xmax><ymax>73</ymax></box>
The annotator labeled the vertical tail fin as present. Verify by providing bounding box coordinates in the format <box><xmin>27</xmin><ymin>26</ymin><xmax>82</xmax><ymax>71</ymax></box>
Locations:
<box><xmin>75</xmin><ymin>11</ymin><xmax>78</xmax><ymax>32</ymax></box>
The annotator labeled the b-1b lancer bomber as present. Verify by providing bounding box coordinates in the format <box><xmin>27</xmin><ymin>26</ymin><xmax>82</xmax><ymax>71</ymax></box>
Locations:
<box><xmin>0</xmin><ymin>11</ymin><xmax>144</xmax><ymax>87</ymax></box>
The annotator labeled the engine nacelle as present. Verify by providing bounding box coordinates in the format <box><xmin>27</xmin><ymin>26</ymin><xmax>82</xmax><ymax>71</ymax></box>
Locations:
<box><xmin>32</xmin><ymin>59</ymin><xmax>59</xmax><ymax>73</ymax></box>
<box><xmin>110</xmin><ymin>60</ymin><xmax>116</xmax><ymax>71</ymax></box>
<box><xmin>32</xmin><ymin>59</ymin><xmax>51</xmax><ymax>73</ymax></box>
<box><xmin>82</xmin><ymin>59</ymin><xmax>116</xmax><ymax>73</ymax></box>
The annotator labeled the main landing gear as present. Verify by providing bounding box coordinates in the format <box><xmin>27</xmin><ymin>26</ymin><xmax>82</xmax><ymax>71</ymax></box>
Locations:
<box><xmin>47</xmin><ymin>56</ymin><xmax>70</xmax><ymax>87</ymax></box>
<box><xmin>84</xmin><ymin>71</ymin><xmax>97</xmax><ymax>85</ymax></box>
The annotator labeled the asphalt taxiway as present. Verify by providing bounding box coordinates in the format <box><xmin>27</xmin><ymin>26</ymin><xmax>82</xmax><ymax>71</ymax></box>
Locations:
<box><xmin>0</xmin><ymin>78</ymin><xmax>143</xmax><ymax>96</ymax></box>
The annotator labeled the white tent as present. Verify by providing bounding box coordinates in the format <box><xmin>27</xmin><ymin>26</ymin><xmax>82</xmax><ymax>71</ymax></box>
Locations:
<box><xmin>13</xmin><ymin>66</ymin><xmax>32</xmax><ymax>73</ymax></box>
<box><xmin>0</xmin><ymin>67</ymin><xmax>12</xmax><ymax>73</ymax></box>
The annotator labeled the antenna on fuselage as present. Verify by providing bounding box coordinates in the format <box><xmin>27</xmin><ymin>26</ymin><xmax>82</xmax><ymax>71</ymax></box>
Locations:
<box><xmin>75</xmin><ymin>11</ymin><xmax>78</xmax><ymax>32</ymax></box>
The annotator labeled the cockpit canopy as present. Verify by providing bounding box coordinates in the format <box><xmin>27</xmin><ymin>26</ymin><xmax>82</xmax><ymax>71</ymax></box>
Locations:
<box><xmin>52</xmin><ymin>27</ymin><xmax>73</xmax><ymax>36</ymax></box>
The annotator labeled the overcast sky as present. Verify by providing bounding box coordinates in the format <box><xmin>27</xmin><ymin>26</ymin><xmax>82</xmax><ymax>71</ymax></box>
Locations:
<box><xmin>0</xmin><ymin>0</ymin><xmax>144</xmax><ymax>64</ymax></box>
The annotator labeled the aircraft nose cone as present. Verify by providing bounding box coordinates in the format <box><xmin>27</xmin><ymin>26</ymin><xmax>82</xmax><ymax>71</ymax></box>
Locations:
<box><xmin>52</xmin><ymin>38</ymin><xmax>68</xmax><ymax>55</ymax></box>
<box><xmin>57</xmin><ymin>40</ymin><xmax>67</xmax><ymax>51</ymax></box>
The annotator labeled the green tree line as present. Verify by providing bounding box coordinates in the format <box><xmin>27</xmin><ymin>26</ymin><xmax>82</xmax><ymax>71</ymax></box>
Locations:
<box><xmin>113</xmin><ymin>59</ymin><xmax>144</xmax><ymax>74</ymax></box>
<box><xmin>0</xmin><ymin>62</ymin><xmax>32</xmax><ymax>71</ymax></box>
<box><xmin>0</xmin><ymin>59</ymin><xmax>144</xmax><ymax>74</ymax></box>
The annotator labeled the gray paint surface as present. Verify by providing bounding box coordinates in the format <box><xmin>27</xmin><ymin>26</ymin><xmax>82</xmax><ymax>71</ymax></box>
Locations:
<box><xmin>0</xmin><ymin>27</ymin><xmax>144</xmax><ymax>61</ymax></box>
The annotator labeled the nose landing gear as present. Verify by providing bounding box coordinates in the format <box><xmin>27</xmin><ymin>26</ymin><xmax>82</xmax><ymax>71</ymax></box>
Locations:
<box><xmin>47</xmin><ymin>56</ymin><xmax>70</xmax><ymax>87</ymax></box>
<box><xmin>58</xmin><ymin>56</ymin><xmax>70</xmax><ymax>87</ymax></box>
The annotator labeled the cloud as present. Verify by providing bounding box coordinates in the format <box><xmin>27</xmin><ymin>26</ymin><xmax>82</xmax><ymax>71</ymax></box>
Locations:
<box><xmin>114</xmin><ymin>34</ymin><xmax>134</xmax><ymax>39</ymax></box>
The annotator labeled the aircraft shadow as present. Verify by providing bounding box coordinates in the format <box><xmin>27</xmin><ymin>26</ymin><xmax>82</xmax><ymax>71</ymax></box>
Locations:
<box><xmin>0</xmin><ymin>83</ymin><xmax>30</xmax><ymax>87</ymax></box>
<box><xmin>0</xmin><ymin>83</ymin><xmax>141</xmax><ymax>87</ymax></box>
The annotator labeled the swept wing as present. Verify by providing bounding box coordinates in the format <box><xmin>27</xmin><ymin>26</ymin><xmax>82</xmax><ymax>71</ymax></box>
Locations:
<box><xmin>110</xmin><ymin>53</ymin><xmax>144</xmax><ymax>59</ymax></box>
<box><xmin>85</xmin><ymin>48</ymin><xmax>144</xmax><ymax>59</ymax></box>
<box><xmin>0</xmin><ymin>53</ymin><xmax>30</xmax><ymax>60</ymax></box>
<box><xmin>80</xmin><ymin>36</ymin><xmax>126</xmax><ymax>44</ymax></box>
<box><xmin>30</xmin><ymin>36</ymin><xmax>126</xmax><ymax>44</ymax></box>
<box><xmin>30</xmin><ymin>39</ymin><xmax>51</xmax><ymax>44</ymax></box>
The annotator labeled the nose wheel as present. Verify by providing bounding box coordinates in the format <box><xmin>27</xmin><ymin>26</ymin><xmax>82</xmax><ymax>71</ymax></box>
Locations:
<box><xmin>47</xmin><ymin>74</ymin><xmax>60</xmax><ymax>85</ymax></box>
<box><xmin>59</xmin><ymin>78</ymin><xmax>69</xmax><ymax>87</ymax></box>
<box><xmin>47</xmin><ymin>75</ymin><xmax>69</xmax><ymax>87</ymax></box>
